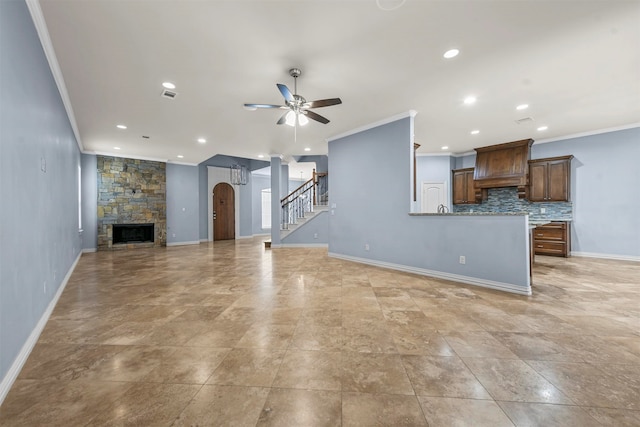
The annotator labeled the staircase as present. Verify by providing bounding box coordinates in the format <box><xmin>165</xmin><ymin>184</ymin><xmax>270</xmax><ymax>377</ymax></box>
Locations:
<box><xmin>280</xmin><ymin>169</ymin><xmax>328</xmax><ymax>238</ymax></box>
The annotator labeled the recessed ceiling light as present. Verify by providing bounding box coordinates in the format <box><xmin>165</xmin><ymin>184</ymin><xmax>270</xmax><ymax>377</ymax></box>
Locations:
<box><xmin>258</xmin><ymin>154</ymin><xmax>264</xmax><ymax>158</ymax></box>
<box><xmin>463</xmin><ymin>96</ymin><xmax>476</xmax><ymax>105</ymax></box>
<box><xmin>441</xmin><ymin>146</ymin><xmax>449</xmax><ymax>150</ymax></box>
<box><xmin>443</xmin><ymin>49</ymin><xmax>459</xmax><ymax>59</ymax></box>
<box><xmin>516</xmin><ymin>104</ymin><xmax>529</xmax><ymax>110</ymax></box>
<box><xmin>162</xmin><ymin>82</ymin><xmax>176</xmax><ymax>89</ymax></box>
<box><xmin>116</xmin><ymin>124</ymin><xmax>127</xmax><ymax>129</ymax></box>
<box><xmin>304</xmin><ymin>147</ymin><xmax>311</xmax><ymax>152</ymax></box>
<box><xmin>470</xmin><ymin>130</ymin><xmax>480</xmax><ymax>135</ymax></box>
<box><xmin>113</xmin><ymin>147</ymin><xmax>121</xmax><ymax>150</ymax></box>
<box><xmin>177</xmin><ymin>155</ymin><xmax>184</xmax><ymax>158</ymax></box>
<box><xmin>197</xmin><ymin>138</ymin><xmax>206</xmax><ymax>144</ymax></box>
<box><xmin>537</xmin><ymin>126</ymin><xmax>548</xmax><ymax>131</ymax></box>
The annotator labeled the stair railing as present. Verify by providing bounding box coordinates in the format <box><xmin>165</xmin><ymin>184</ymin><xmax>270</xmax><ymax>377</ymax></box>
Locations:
<box><xmin>281</xmin><ymin>169</ymin><xmax>328</xmax><ymax>230</ymax></box>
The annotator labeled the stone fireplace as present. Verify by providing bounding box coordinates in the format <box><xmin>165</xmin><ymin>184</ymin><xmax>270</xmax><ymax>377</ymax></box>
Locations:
<box><xmin>97</xmin><ymin>156</ymin><xmax>166</xmax><ymax>250</ymax></box>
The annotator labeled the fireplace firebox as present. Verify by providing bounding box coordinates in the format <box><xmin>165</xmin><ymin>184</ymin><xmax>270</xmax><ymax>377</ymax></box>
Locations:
<box><xmin>112</xmin><ymin>224</ymin><xmax>154</xmax><ymax>244</ymax></box>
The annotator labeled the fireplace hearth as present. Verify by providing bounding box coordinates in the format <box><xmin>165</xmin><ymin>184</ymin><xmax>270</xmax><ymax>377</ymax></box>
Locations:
<box><xmin>112</xmin><ymin>224</ymin><xmax>154</xmax><ymax>244</ymax></box>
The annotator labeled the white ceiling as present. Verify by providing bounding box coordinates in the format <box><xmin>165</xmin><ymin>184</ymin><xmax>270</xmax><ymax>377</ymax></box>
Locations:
<box><xmin>36</xmin><ymin>0</ymin><xmax>640</xmax><ymax>165</ymax></box>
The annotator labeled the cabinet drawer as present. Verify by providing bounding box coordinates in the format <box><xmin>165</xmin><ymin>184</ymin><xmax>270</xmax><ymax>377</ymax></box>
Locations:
<box><xmin>534</xmin><ymin>228</ymin><xmax>565</xmax><ymax>241</ymax></box>
<box><xmin>534</xmin><ymin>241</ymin><xmax>566</xmax><ymax>255</ymax></box>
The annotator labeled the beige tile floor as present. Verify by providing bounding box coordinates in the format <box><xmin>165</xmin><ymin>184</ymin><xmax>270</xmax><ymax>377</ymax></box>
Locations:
<box><xmin>1</xmin><ymin>237</ymin><xmax>639</xmax><ymax>426</ymax></box>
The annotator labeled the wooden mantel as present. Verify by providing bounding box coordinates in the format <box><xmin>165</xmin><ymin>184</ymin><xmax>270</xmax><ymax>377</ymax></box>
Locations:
<box><xmin>473</xmin><ymin>138</ymin><xmax>533</xmax><ymax>200</ymax></box>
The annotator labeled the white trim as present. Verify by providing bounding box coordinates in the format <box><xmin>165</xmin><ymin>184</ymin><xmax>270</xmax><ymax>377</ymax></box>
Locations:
<box><xmin>82</xmin><ymin>248</ymin><xmax>97</xmax><ymax>253</ymax></box>
<box><xmin>272</xmin><ymin>243</ymin><xmax>329</xmax><ymax>248</ymax></box>
<box><xmin>166</xmin><ymin>241</ymin><xmax>200</xmax><ymax>247</ymax></box>
<box><xmin>91</xmin><ymin>151</ymin><xmax>169</xmax><ymax>163</ymax></box>
<box><xmin>167</xmin><ymin>160</ymin><xmax>198</xmax><ymax>167</ymax></box>
<box><xmin>328</xmin><ymin>252</ymin><xmax>532</xmax><ymax>296</ymax></box>
<box><xmin>571</xmin><ymin>251</ymin><xmax>640</xmax><ymax>262</ymax></box>
<box><xmin>535</xmin><ymin>123</ymin><xmax>640</xmax><ymax>145</ymax></box>
<box><xmin>0</xmin><ymin>251</ymin><xmax>81</xmax><ymax>405</ymax></box>
<box><xmin>25</xmin><ymin>0</ymin><xmax>84</xmax><ymax>152</ymax></box>
<box><xmin>327</xmin><ymin>110</ymin><xmax>418</xmax><ymax>142</ymax></box>
<box><xmin>416</xmin><ymin>152</ymin><xmax>452</xmax><ymax>157</ymax></box>
<box><xmin>199</xmin><ymin>238</ymin><xmax>210</xmax><ymax>243</ymax></box>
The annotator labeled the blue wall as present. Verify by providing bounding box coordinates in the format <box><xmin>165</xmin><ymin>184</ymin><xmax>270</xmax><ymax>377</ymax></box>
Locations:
<box><xmin>0</xmin><ymin>0</ymin><xmax>82</xmax><ymax>388</ymax></box>
<box><xmin>532</xmin><ymin>128</ymin><xmax>640</xmax><ymax>258</ymax></box>
<box><xmin>328</xmin><ymin>116</ymin><xmax>530</xmax><ymax>292</ymax></box>
<box><xmin>415</xmin><ymin>155</ymin><xmax>455</xmax><ymax>210</ymax></box>
<box><xmin>166</xmin><ymin>163</ymin><xmax>200</xmax><ymax>244</ymax></box>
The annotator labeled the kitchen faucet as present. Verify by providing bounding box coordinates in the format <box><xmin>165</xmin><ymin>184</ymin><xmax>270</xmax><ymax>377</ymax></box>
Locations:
<box><xmin>437</xmin><ymin>204</ymin><xmax>449</xmax><ymax>213</ymax></box>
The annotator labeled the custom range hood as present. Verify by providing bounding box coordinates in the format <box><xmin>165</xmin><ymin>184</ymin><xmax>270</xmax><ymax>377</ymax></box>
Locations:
<box><xmin>473</xmin><ymin>138</ymin><xmax>534</xmax><ymax>201</ymax></box>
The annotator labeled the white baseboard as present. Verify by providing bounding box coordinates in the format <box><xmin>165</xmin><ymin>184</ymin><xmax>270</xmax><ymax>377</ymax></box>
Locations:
<box><xmin>571</xmin><ymin>251</ymin><xmax>640</xmax><ymax>262</ymax></box>
<box><xmin>199</xmin><ymin>238</ymin><xmax>209</xmax><ymax>243</ymax></box>
<box><xmin>272</xmin><ymin>243</ymin><xmax>329</xmax><ymax>248</ymax></box>
<box><xmin>166</xmin><ymin>241</ymin><xmax>200</xmax><ymax>247</ymax></box>
<box><xmin>328</xmin><ymin>252</ymin><xmax>531</xmax><ymax>296</ymax></box>
<box><xmin>82</xmin><ymin>248</ymin><xmax>96</xmax><ymax>253</ymax></box>
<box><xmin>0</xmin><ymin>251</ymin><xmax>81</xmax><ymax>405</ymax></box>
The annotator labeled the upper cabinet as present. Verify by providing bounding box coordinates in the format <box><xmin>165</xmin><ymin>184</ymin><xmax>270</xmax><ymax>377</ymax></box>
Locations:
<box><xmin>452</xmin><ymin>168</ymin><xmax>477</xmax><ymax>204</ymax></box>
<box><xmin>528</xmin><ymin>155</ymin><xmax>573</xmax><ymax>202</ymax></box>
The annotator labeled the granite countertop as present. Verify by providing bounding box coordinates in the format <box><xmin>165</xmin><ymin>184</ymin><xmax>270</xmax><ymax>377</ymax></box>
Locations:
<box><xmin>409</xmin><ymin>212</ymin><xmax>527</xmax><ymax>216</ymax></box>
<box><xmin>409</xmin><ymin>212</ymin><xmax>573</xmax><ymax>222</ymax></box>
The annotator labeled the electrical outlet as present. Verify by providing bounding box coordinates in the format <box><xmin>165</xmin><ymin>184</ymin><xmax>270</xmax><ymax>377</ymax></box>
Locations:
<box><xmin>172</xmin><ymin>233</ymin><xmax>176</xmax><ymax>237</ymax></box>
<box><xmin>459</xmin><ymin>256</ymin><xmax>466</xmax><ymax>264</ymax></box>
<box><xmin>365</xmin><ymin>244</ymin><xmax>370</xmax><ymax>251</ymax></box>
<box><xmin>43</xmin><ymin>281</ymin><xmax>47</xmax><ymax>293</ymax></box>
<box><xmin>540</xmin><ymin>207</ymin><xmax>546</xmax><ymax>214</ymax></box>
<box><xmin>313</xmin><ymin>233</ymin><xmax>318</xmax><ymax>239</ymax></box>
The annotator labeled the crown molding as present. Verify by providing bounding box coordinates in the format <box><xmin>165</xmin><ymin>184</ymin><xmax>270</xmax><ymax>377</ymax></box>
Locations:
<box><xmin>534</xmin><ymin>123</ymin><xmax>640</xmax><ymax>145</ymax></box>
<box><xmin>25</xmin><ymin>0</ymin><xmax>84</xmax><ymax>153</ymax></box>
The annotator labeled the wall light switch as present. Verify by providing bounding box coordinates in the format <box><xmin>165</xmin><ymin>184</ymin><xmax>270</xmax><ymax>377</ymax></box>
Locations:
<box><xmin>540</xmin><ymin>208</ymin><xmax>546</xmax><ymax>214</ymax></box>
<box><xmin>41</xmin><ymin>157</ymin><xmax>46</xmax><ymax>172</ymax></box>
<box><xmin>182</xmin><ymin>207</ymin><xmax>186</xmax><ymax>212</ymax></box>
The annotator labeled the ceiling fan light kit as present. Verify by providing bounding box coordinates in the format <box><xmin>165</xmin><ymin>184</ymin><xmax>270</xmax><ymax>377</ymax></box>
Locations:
<box><xmin>244</xmin><ymin>68</ymin><xmax>342</xmax><ymax>127</ymax></box>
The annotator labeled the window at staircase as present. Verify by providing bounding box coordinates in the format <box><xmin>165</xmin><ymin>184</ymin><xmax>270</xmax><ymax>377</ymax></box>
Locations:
<box><xmin>261</xmin><ymin>188</ymin><xmax>271</xmax><ymax>229</ymax></box>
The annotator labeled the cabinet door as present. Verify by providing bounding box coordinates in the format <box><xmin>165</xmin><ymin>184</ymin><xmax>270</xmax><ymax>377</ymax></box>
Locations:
<box><xmin>464</xmin><ymin>171</ymin><xmax>476</xmax><ymax>204</ymax></box>
<box><xmin>529</xmin><ymin>162</ymin><xmax>548</xmax><ymax>201</ymax></box>
<box><xmin>453</xmin><ymin>172</ymin><xmax>466</xmax><ymax>204</ymax></box>
<box><xmin>547</xmin><ymin>160</ymin><xmax>569</xmax><ymax>201</ymax></box>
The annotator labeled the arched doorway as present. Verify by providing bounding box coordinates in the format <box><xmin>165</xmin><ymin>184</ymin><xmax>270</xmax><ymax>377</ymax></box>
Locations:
<box><xmin>213</xmin><ymin>182</ymin><xmax>235</xmax><ymax>241</ymax></box>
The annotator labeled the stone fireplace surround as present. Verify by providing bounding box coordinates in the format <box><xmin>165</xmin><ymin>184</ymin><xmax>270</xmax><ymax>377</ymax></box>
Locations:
<box><xmin>97</xmin><ymin>156</ymin><xmax>166</xmax><ymax>250</ymax></box>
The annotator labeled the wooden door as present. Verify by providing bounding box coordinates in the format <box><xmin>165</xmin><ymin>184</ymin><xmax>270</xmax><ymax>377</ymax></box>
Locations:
<box><xmin>529</xmin><ymin>162</ymin><xmax>548</xmax><ymax>201</ymax></box>
<box><xmin>547</xmin><ymin>160</ymin><xmax>569</xmax><ymax>201</ymax></box>
<box><xmin>213</xmin><ymin>183</ymin><xmax>235</xmax><ymax>241</ymax></box>
<box><xmin>452</xmin><ymin>171</ymin><xmax>467</xmax><ymax>204</ymax></box>
<box><xmin>464</xmin><ymin>171</ymin><xmax>476</xmax><ymax>204</ymax></box>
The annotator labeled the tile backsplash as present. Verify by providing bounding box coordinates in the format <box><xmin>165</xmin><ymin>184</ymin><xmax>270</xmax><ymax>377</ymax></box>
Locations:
<box><xmin>453</xmin><ymin>187</ymin><xmax>572</xmax><ymax>221</ymax></box>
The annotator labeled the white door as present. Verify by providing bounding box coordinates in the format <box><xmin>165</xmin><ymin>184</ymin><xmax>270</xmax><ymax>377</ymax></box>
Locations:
<box><xmin>421</xmin><ymin>182</ymin><xmax>446</xmax><ymax>213</ymax></box>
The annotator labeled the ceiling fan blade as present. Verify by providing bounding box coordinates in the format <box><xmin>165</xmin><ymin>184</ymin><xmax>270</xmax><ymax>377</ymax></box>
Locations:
<box><xmin>303</xmin><ymin>110</ymin><xmax>330</xmax><ymax>124</ymax></box>
<box><xmin>305</xmin><ymin>98</ymin><xmax>342</xmax><ymax>108</ymax></box>
<box><xmin>277</xmin><ymin>84</ymin><xmax>295</xmax><ymax>102</ymax></box>
<box><xmin>276</xmin><ymin>111</ymin><xmax>289</xmax><ymax>125</ymax></box>
<box><xmin>244</xmin><ymin>103</ymin><xmax>286</xmax><ymax>109</ymax></box>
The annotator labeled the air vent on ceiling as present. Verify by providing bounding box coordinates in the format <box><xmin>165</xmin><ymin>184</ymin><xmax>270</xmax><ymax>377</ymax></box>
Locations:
<box><xmin>161</xmin><ymin>89</ymin><xmax>178</xmax><ymax>99</ymax></box>
<box><xmin>515</xmin><ymin>117</ymin><xmax>534</xmax><ymax>124</ymax></box>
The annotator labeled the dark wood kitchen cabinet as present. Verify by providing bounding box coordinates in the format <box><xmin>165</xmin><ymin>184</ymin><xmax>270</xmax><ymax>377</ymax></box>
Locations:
<box><xmin>533</xmin><ymin>221</ymin><xmax>571</xmax><ymax>257</ymax></box>
<box><xmin>452</xmin><ymin>168</ymin><xmax>477</xmax><ymax>204</ymax></box>
<box><xmin>528</xmin><ymin>155</ymin><xmax>573</xmax><ymax>202</ymax></box>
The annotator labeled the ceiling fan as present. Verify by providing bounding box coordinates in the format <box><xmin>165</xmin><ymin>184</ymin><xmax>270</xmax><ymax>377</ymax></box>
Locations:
<box><xmin>244</xmin><ymin>68</ymin><xmax>342</xmax><ymax>126</ymax></box>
